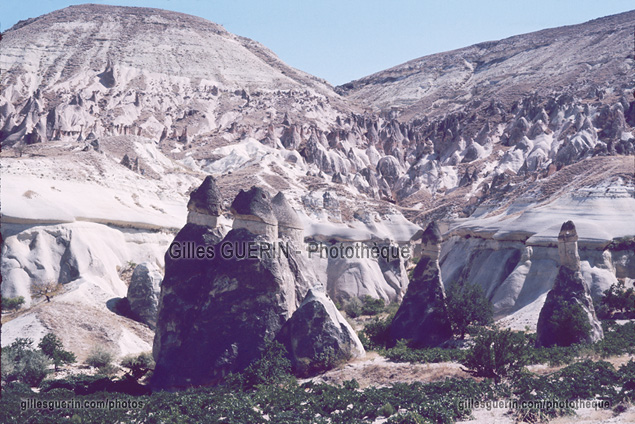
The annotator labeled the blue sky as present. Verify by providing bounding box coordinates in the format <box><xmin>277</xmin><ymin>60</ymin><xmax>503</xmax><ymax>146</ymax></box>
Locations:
<box><xmin>2</xmin><ymin>1</ymin><xmax>633</xmax><ymax>85</ymax></box>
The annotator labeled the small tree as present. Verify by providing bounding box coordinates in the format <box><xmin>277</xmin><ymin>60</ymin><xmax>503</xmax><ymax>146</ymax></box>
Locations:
<box><xmin>31</xmin><ymin>281</ymin><xmax>63</xmax><ymax>303</ymax></box>
<box><xmin>601</xmin><ymin>280</ymin><xmax>635</xmax><ymax>317</ymax></box>
<box><xmin>2</xmin><ymin>296</ymin><xmax>25</xmax><ymax>311</ymax></box>
<box><xmin>461</xmin><ymin>328</ymin><xmax>529</xmax><ymax>383</ymax></box>
<box><xmin>546</xmin><ymin>301</ymin><xmax>592</xmax><ymax>347</ymax></box>
<box><xmin>1</xmin><ymin>338</ymin><xmax>51</xmax><ymax>386</ymax></box>
<box><xmin>38</xmin><ymin>333</ymin><xmax>76</xmax><ymax>371</ymax></box>
<box><xmin>446</xmin><ymin>279</ymin><xmax>493</xmax><ymax>338</ymax></box>
<box><xmin>240</xmin><ymin>341</ymin><xmax>292</xmax><ymax>389</ymax></box>
<box><xmin>120</xmin><ymin>352</ymin><xmax>155</xmax><ymax>380</ymax></box>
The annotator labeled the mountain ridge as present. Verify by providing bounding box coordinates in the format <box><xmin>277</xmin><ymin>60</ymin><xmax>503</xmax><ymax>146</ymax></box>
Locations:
<box><xmin>337</xmin><ymin>9</ymin><xmax>635</xmax><ymax>119</ymax></box>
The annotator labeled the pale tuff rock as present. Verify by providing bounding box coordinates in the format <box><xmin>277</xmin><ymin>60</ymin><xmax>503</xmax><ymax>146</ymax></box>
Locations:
<box><xmin>389</xmin><ymin>222</ymin><xmax>453</xmax><ymax>348</ymax></box>
<box><xmin>127</xmin><ymin>262</ymin><xmax>163</xmax><ymax>329</ymax></box>
<box><xmin>536</xmin><ymin>221</ymin><xmax>604</xmax><ymax>347</ymax></box>
<box><xmin>276</xmin><ymin>288</ymin><xmax>365</xmax><ymax>376</ymax></box>
<box><xmin>271</xmin><ymin>191</ymin><xmax>303</xmax><ymax>244</ymax></box>
<box><xmin>230</xmin><ymin>186</ymin><xmax>278</xmax><ymax>239</ymax></box>
<box><xmin>186</xmin><ymin>175</ymin><xmax>223</xmax><ymax>228</ymax></box>
<box><xmin>558</xmin><ymin>220</ymin><xmax>580</xmax><ymax>271</ymax></box>
<box><xmin>420</xmin><ymin>220</ymin><xmax>443</xmax><ymax>260</ymax></box>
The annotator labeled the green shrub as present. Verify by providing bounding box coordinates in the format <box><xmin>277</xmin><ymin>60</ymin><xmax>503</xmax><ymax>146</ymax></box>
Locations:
<box><xmin>379</xmin><ymin>402</ymin><xmax>396</xmax><ymax>417</ymax></box>
<box><xmin>2</xmin><ymin>296</ymin><xmax>25</xmax><ymax>311</ymax></box>
<box><xmin>1</xmin><ymin>338</ymin><xmax>51</xmax><ymax>386</ymax></box>
<box><xmin>599</xmin><ymin>280</ymin><xmax>635</xmax><ymax>317</ymax></box>
<box><xmin>446</xmin><ymin>279</ymin><xmax>493</xmax><ymax>339</ymax></box>
<box><xmin>38</xmin><ymin>333</ymin><xmax>76</xmax><ymax>371</ymax></box>
<box><xmin>618</xmin><ymin>360</ymin><xmax>635</xmax><ymax>401</ymax></box>
<box><xmin>344</xmin><ymin>297</ymin><xmax>362</xmax><ymax>318</ymax></box>
<box><xmin>545</xmin><ymin>300</ymin><xmax>592</xmax><ymax>347</ymax></box>
<box><xmin>383</xmin><ymin>339</ymin><xmax>465</xmax><ymax>363</ymax></box>
<box><xmin>86</xmin><ymin>346</ymin><xmax>115</xmax><ymax>372</ymax></box>
<box><xmin>551</xmin><ymin>359</ymin><xmax>618</xmax><ymax>400</ymax></box>
<box><xmin>386</xmin><ymin>411</ymin><xmax>429</xmax><ymax>424</ymax></box>
<box><xmin>240</xmin><ymin>341</ymin><xmax>293</xmax><ymax>389</ymax></box>
<box><xmin>361</xmin><ymin>312</ymin><xmax>394</xmax><ymax>349</ymax></box>
<box><xmin>461</xmin><ymin>328</ymin><xmax>529</xmax><ymax>383</ymax></box>
<box><xmin>360</xmin><ymin>295</ymin><xmax>386</xmax><ymax>316</ymax></box>
<box><xmin>120</xmin><ymin>352</ymin><xmax>154</xmax><ymax>380</ymax></box>
<box><xmin>345</xmin><ymin>295</ymin><xmax>386</xmax><ymax>318</ymax></box>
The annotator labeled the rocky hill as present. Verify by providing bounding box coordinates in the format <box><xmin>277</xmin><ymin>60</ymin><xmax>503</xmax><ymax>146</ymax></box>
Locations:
<box><xmin>1</xmin><ymin>5</ymin><xmax>634</xmax><ymax>362</ymax></box>
<box><xmin>338</xmin><ymin>10</ymin><xmax>635</xmax><ymax>119</ymax></box>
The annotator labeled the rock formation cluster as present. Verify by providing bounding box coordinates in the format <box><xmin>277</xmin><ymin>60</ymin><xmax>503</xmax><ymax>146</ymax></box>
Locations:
<box><xmin>152</xmin><ymin>177</ymin><xmax>364</xmax><ymax>390</ymax></box>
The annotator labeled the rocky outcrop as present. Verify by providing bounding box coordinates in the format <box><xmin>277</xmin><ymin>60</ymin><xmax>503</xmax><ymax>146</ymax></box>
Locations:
<box><xmin>152</xmin><ymin>184</ymin><xmax>311</xmax><ymax>390</ymax></box>
<box><xmin>536</xmin><ymin>221</ymin><xmax>604</xmax><ymax>347</ymax></box>
<box><xmin>272</xmin><ymin>191</ymin><xmax>303</xmax><ymax>244</ymax></box>
<box><xmin>127</xmin><ymin>262</ymin><xmax>163</xmax><ymax>329</ymax></box>
<box><xmin>231</xmin><ymin>186</ymin><xmax>278</xmax><ymax>239</ymax></box>
<box><xmin>389</xmin><ymin>222</ymin><xmax>453</xmax><ymax>347</ymax></box>
<box><xmin>186</xmin><ymin>175</ymin><xmax>222</xmax><ymax>227</ymax></box>
<box><xmin>277</xmin><ymin>289</ymin><xmax>365</xmax><ymax>376</ymax></box>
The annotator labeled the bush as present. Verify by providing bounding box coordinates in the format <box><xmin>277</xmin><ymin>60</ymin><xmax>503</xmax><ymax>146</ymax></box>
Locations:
<box><xmin>86</xmin><ymin>346</ymin><xmax>115</xmax><ymax>372</ymax></box>
<box><xmin>360</xmin><ymin>295</ymin><xmax>386</xmax><ymax>316</ymax></box>
<box><xmin>446</xmin><ymin>279</ymin><xmax>493</xmax><ymax>339</ymax></box>
<box><xmin>383</xmin><ymin>339</ymin><xmax>465</xmax><ymax>363</ymax></box>
<box><xmin>120</xmin><ymin>352</ymin><xmax>155</xmax><ymax>380</ymax></box>
<box><xmin>599</xmin><ymin>280</ymin><xmax>635</xmax><ymax>318</ymax></box>
<box><xmin>545</xmin><ymin>300</ymin><xmax>592</xmax><ymax>347</ymax></box>
<box><xmin>461</xmin><ymin>328</ymin><xmax>529</xmax><ymax>383</ymax></box>
<box><xmin>2</xmin><ymin>296</ymin><xmax>25</xmax><ymax>311</ymax></box>
<box><xmin>551</xmin><ymin>359</ymin><xmax>618</xmax><ymax>400</ymax></box>
<box><xmin>595</xmin><ymin>321</ymin><xmax>635</xmax><ymax>357</ymax></box>
<box><xmin>344</xmin><ymin>297</ymin><xmax>362</xmax><ymax>318</ymax></box>
<box><xmin>386</xmin><ymin>411</ymin><xmax>428</xmax><ymax>424</ymax></box>
<box><xmin>240</xmin><ymin>341</ymin><xmax>293</xmax><ymax>389</ymax></box>
<box><xmin>618</xmin><ymin>360</ymin><xmax>635</xmax><ymax>401</ymax></box>
<box><xmin>379</xmin><ymin>402</ymin><xmax>396</xmax><ymax>417</ymax></box>
<box><xmin>1</xmin><ymin>338</ymin><xmax>51</xmax><ymax>386</ymax></box>
<box><xmin>345</xmin><ymin>295</ymin><xmax>386</xmax><ymax>318</ymax></box>
<box><xmin>361</xmin><ymin>313</ymin><xmax>395</xmax><ymax>350</ymax></box>
<box><xmin>38</xmin><ymin>333</ymin><xmax>76</xmax><ymax>371</ymax></box>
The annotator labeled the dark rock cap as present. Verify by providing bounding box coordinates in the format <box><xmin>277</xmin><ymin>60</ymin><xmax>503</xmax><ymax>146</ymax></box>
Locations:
<box><xmin>272</xmin><ymin>192</ymin><xmax>303</xmax><ymax>230</ymax></box>
<box><xmin>187</xmin><ymin>176</ymin><xmax>222</xmax><ymax>216</ymax></box>
<box><xmin>230</xmin><ymin>186</ymin><xmax>277</xmax><ymax>225</ymax></box>
<box><xmin>421</xmin><ymin>221</ymin><xmax>442</xmax><ymax>244</ymax></box>
<box><xmin>558</xmin><ymin>220</ymin><xmax>578</xmax><ymax>241</ymax></box>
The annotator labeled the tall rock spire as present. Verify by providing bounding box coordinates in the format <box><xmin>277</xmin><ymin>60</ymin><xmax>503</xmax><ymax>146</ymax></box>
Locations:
<box><xmin>536</xmin><ymin>221</ymin><xmax>603</xmax><ymax>347</ymax></box>
<box><xmin>389</xmin><ymin>221</ymin><xmax>453</xmax><ymax>348</ymax></box>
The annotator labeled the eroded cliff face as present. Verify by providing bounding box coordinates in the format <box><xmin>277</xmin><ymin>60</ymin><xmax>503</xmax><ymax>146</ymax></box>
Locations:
<box><xmin>440</xmin><ymin>223</ymin><xmax>634</xmax><ymax>330</ymax></box>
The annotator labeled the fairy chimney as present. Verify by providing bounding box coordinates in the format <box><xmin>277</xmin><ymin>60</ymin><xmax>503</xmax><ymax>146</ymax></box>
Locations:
<box><xmin>187</xmin><ymin>176</ymin><xmax>222</xmax><ymax>228</ymax></box>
